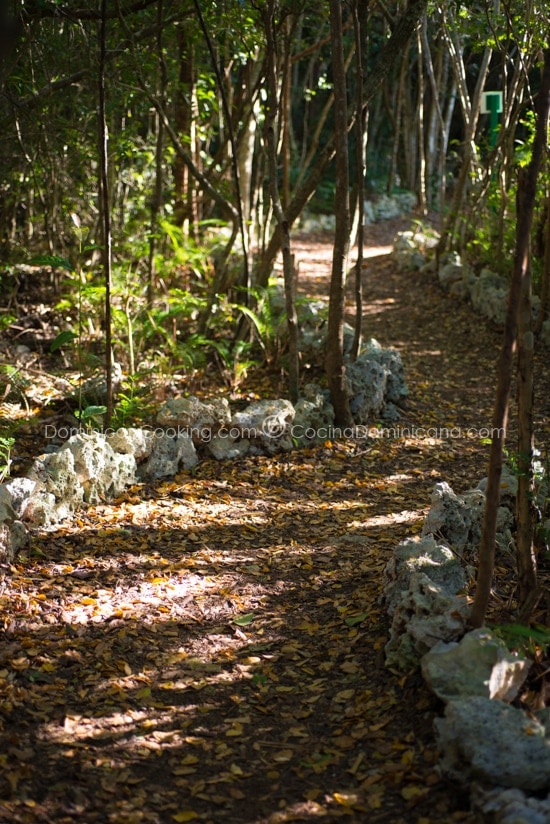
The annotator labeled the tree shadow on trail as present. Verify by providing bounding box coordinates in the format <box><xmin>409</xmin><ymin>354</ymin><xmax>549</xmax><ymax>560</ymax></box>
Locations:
<box><xmin>0</xmin><ymin>445</ymin><xmax>476</xmax><ymax>824</ymax></box>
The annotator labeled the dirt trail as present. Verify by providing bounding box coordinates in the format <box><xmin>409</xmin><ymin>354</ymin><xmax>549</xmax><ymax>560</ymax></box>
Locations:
<box><xmin>2</xmin><ymin>218</ymin><xmax>544</xmax><ymax>823</ymax></box>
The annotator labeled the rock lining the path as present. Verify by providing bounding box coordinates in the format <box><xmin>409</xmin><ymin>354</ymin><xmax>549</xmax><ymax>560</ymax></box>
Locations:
<box><xmin>383</xmin><ymin>472</ymin><xmax>550</xmax><ymax>822</ymax></box>
<box><xmin>0</xmin><ymin>337</ymin><xmax>407</xmax><ymax>560</ymax></box>
<box><xmin>298</xmin><ymin>191</ymin><xmax>417</xmax><ymax>233</ymax></box>
<box><xmin>392</xmin><ymin>231</ymin><xmax>550</xmax><ymax>345</ymax></box>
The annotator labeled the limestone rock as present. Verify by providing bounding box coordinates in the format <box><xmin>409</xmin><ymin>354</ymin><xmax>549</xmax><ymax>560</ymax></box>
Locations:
<box><xmin>393</xmin><ymin>192</ymin><xmax>417</xmax><ymax>213</ymax></box>
<box><xmin>106</xmin><ymin>427</ymin><xmax>154</xmax><ymax>461</ymax></box>
<box><xmin>477</xmin><ymin>464</ymin><xmax>518</xmax><ymax>500</ymax></box>
<box><xmin>436</xmin><ymin>697</ymin><xmax>550</xmax><ymax>792</ymax></box>
<box><xmin>23</xmin><ymin>492</ymin><xmax>58</xmax><ymax>527</ymax></box>
<box><xmin>207</xmin><ymin>435</ymin><xmax>251</xmax><ymax>461</ymax></box>
<box><xmin>422</xmin><ymin>482</ymin><xmax>484</xmax><ymax>554</ymax></box>
<box><xmin>140</xmin><ymin>432</ymin><xmax>198</xmax><ymax>480</ymax></box>
<box><xmin>66</xmin><ymin>433</ymin><xmax>137</xmax><ymax>503</ymax></box>
<box><xmin>292</xmin><ymin>383</ymin><xmax>335</xmax><ymax>447</ymax></box>
<box><xmin>374</xmin><ymin>194</ymin><xmax>401</xmax><ymax>220</ymax></box>
<box><xmin>383</xmin><ymin>534</ymin><xmax>467</xmax><ymax>616</ymax></box>
<box><xmin>0</xmin><ymin>477</ymin><xmax>37</xmax><ymax>520</ymax></box>
<box><xmin>0</xmin><ymin>520</ymin><xmax>28</xmax><ymax>562</ymax></box>
<box><xmin>392</xmin><ymin>229</ymin><xmax>439</xmax><ymax>272</ymax></box>
<box><xmin>422</xmin><ymin>481</ymin><xmax>513</xmax><ymax>557</ymax></box>
<box><xmin>438</xmin><ymin>252</ymin><xmax>467</xmax><ymax>289</ymax></box>
<box><xmin>232</xmin><ymin>399</ymin><xmax>295</xmax><ymax>455</ymax></box>
<box><xmin>385</xmin><ymin>573</ymin><xmax>470</xmax><ymax>671</ymax></box>
<box><xmin>28</xmin><ymin>448</ymin><xmax>84</xmax><ymax>523</ymax></box>
<box><xmin>346</xmin><ymin>339</ymin><xmax>407</xmax><ymax>424</ymax></box>
<box><xmin>156</xmin><ymin>396</ymin><xmax>231</xmax><ymax>438</ymax></box>
<box><xmin>473</xmin><ymin>786</ymin><xmax>550</xmax><ymax>824</ymax></box>
<box><xmin>421</xmin><ymin>628</ymin><xmax>531</xmax><ymax>703</ymax></box>
<box><xmin>470</xmin><ymin>269</ymin><xmax>508</xmax><ymax>326</ymax></box>
<box><xmin>392</xmin><ymin>231</ymin><xmax>426</xmax><ymax>271</ymax></box>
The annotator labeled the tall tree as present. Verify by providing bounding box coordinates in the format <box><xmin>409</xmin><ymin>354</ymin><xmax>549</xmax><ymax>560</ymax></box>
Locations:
<box><xmin>99</xmin><ymin>0</ymin><xmax>113</xmax><ymax>427</ymax></box>
<box><xmin>263</xmin><ymin>0</ymin><xmax>300</xmax><ymax>403</ymax></box>
<box><xmin>470</xmin><ymin>49</ymin><xmax>550</xmax><ymax>629</ymax></box>
<box><xmin>326</xmin><ymin>0</ymin><xmax>354</xmax><ymax>427</ymax></box>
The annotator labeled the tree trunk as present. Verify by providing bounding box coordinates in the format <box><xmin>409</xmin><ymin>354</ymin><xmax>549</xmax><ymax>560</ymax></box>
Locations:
<box><xmin>98</xmin><ymin>0</ymin><xmax>113</xmax><ymax>428</ymax></box>
<box><xmin>174</xmin><ymin>27</ymin><xmax>194</xmax><ymax>234</ymax></box>
<box><xmin>388</xmin><ymin>46</ymin><xmax>408</xmax><ymax>194</ymax></box>
<box><xmin>470</xmin><ymin>49</ymin><xmax>550</xmax><ymax>629</ymax></box>
<box><xmin>350</xmin><ymin>0</ymin><xmax>366</xmax><ymax>362</ymax></box>
<box><xmin>264</xmin><ymin>1</ymin><xmax>299</xmax><ymax>404</ymax></box>
<box><xmin>516</xmin><ymin>251</ymin><xmax>537</xmax><ymax>616</ymax></box>
<box><xmin>147</xmin><ymin>0</ymin><xmax>166</xmax><ymax>307</ymax></box>
<box><xmin>535</xmin><ymin>192</ymin><xmax>550</xmax><ymax>337</ymax></box>
<box><xmin>416</xmin><ymin>26</ymin><xmax>427</xmax><ymax>214</ymax></box>
<box><xmin>326</xmin><ymin>0</ymin><xmax>353</xmax><ymax>427</ymax></box>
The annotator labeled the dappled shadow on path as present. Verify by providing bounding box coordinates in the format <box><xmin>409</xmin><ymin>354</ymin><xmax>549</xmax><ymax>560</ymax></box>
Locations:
<box><xmin>0</xmin><ymin>440</ymin><xmax>480</xmax><ymax>823</ymax></box>
<box><xmin>2</xmin><ymin>217</ymin><xmax>536</xmax><ymax>822</ymax></box>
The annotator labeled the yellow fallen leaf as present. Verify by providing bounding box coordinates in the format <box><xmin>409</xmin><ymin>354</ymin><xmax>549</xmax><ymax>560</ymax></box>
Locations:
<box><xmin>401</xmin><ymin>785</ymin><xmax>428</xmax><ymax>801</ymax></box>
<box><xmin>172</xmin><ymin>813</ymin><xmax>198</xmax><ymax>823</ymax></box>
<box><xmin>333</xmin><ymin>688</ymin><xmax>355</xmax><ymax>702</ymax></box>
<box><xmin>333</xmin><ymin>791</ymin><xmax>359</xmax><ymax>806</ymax></box>
<box><xmin>134</xmin><ymin>687</ymin><xmax>151</xmax><ymax>699</ymax></box>
<box><xmin>273</xmin><ymin>749</ymin><xmax>293</xmax><ymax>762</ymax></box>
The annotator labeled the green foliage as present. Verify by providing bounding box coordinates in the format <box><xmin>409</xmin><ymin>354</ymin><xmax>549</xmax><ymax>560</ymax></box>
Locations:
<box><xmin>28</xmin><ymin>255</ymin><xmax>74</xmax><ymax>273</ymax></box>
<box><xmin>465</xmin><ymin>109</ymin><xmax>549</xmax><ymax>281</ymax></box>
<box><xmin>74</xmin><ymin>405</ymin><xmax>107</xmax><ymax>430</ymax></box>
<box><xmin>492</xmin><ymin>622</ymin><xmax>550</xmax><ymax>656</ymax></box>
<box><xmin>0</xmin><ymin>365</ymin><xmax>31</xmax><ymax>412</ymax></box>
<box><xmin>50</xmin><ymin>330</ymin><xmax>78</xmax><ymax>353</ymax></box>
<box><xmin>110</xmin><ymin>376</ymin><xmax>155</xmax><ymax>429</ymax></box>
<box><xmin>0</xmin><ymin>434</ymin><xmax>15</xmax><ymax>484</ymax></box>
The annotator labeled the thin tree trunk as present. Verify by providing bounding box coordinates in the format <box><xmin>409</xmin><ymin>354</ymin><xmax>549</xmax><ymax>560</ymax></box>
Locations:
<box><xmin>99</xmin><ymin>0</ymin><xmax>113</xmax><ymax>428</ymax></box>
<box><xmin>351</xmin><ymin>0</ymin><xmax>366</xmax><ymax>362</ymax></box>
<box><xmin>146</xmin><ymin>0</ymin><xmax>166</xmax><ymax>307</ymax></box>
<box><xmin>421</xmin><ymin>17</ymin><xmax>447</xmax><ymax>216</ymax></box>
<box><xmin>173</xmin><ymin>27</ymin><xmax>194</xmax><ymax>234</ymax></box>
<box><xmin>388</xmin><ymin>48</ymin><xmax>407</xmax><ymax>194</ymax></box>
<box><xmin>326</xmin><ymin>0</ymin><xmax>353</xmax><ymax>427</ymax></box>
<box><xmin>264</xmin><ymin>1</ymin><xmax>299</xmax><ymax>403</ymax></box>
<box><xmin>516</xmin><ymin>253</ymin><xmax>537</xmax><ymax>616</ymax></box>
<box><xmin>192</xmin><ymin>0</ymin><xmax>249</xmax><ymax>295</ymax></box>
<box><xmin>470</xmin><ymin>49</ymin><xmax>550</xmax><ymax>629</ymax></box>
<box><xmin>416</xmin><ymin>26</ymin><xmax>426</xmax><ymax>214</ymax></box>
<box><xmin>281</xmin><ymin>15</ymin><xmax>293</xmax><ymax>212</ymax></box>
<box><xmin>535</xmin><ymin>192</ymin><xmax>550</xmax><ymax>336</ymax></box>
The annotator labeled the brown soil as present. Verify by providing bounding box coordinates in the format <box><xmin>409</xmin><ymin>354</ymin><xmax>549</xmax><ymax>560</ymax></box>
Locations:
<box><xmin>0</xmin><ymin>217</ymin><xmax>549</xmax><ymax>824</ymax></box>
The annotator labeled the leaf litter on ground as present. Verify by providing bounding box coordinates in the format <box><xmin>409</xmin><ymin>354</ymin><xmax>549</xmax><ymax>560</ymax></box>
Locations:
<box><xmin>2</xmin><ymin>220</ymin><xmax>545</xmax><ymax>823</ymax></box>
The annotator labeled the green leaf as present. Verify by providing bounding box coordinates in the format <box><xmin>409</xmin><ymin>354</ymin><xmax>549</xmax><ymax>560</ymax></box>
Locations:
<box><xmin>495</xmin><ymin>623</ymin><xmax>550</xmax><ymax>645</ymax></box>
<box><xmin>74</xmin><ymin>405</ymin><xmax>107</xmax><ymax>423</ymax></box>
<box><xmin>50</xmin><ymin>330</ymin><xmax>78</xmax><ymax>353</ymax></box>
<box><xmin>344</xmin><ymin>613</ymin><xmax>368</xmax><ymax>627</ymax></box>
<box><xmin>233</xmin><ymin>613</ymin><xmax>255</xmax><ymax>627</ymax></box>
<box><xmin>28</xmin><ymin>254</ymin><xmax>74</xmax><ymax>272</ymax></box>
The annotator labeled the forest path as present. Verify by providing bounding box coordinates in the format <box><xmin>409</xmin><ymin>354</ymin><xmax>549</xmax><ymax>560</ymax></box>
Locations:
<box><xmin>2</xmin><ymin>218</ymin><xmax>543</xmax><ymax>824</ymax></box>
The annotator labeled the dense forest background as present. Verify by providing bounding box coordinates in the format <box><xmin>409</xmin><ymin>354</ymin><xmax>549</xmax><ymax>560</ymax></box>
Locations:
<box><xmin>1</xmin><ymin>0</ymin><xmax>549</xmax><ymax>408</ymax></box>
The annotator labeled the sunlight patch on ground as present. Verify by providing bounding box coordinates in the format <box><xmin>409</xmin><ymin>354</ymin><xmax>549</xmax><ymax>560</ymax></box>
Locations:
<box><xmin>360</xmin><ymin>244</ymin><xmax>393</xmax><ymax>258</ymax></box>
<box><xmin>357</xmin><ymin>509</ymin><xmax>426</xmax><ymax>528</ymax></box>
